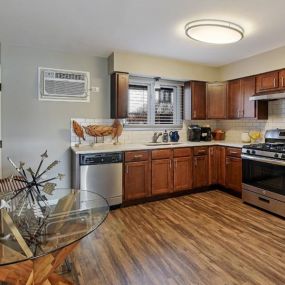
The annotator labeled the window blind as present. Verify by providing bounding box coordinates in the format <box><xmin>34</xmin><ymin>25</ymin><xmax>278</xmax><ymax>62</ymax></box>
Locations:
<box><xmin>125</xmin><ymin>77</ymin><xmax>184</xmax><ymax>128</ymax></box>
<box><xmin>126</xmin><ymin>84</ymin><xmax>148</xmax><ymax>125</ymax></box>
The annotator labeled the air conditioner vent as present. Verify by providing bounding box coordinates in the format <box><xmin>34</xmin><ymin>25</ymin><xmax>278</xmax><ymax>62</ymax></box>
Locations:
<box><xmin>38</xmin><ymin>67</ymin><xmax>90</xmax><ymax>102</ymax></box>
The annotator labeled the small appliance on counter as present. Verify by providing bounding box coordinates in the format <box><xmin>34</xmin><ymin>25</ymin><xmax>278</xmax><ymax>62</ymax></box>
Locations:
<box><xmin>241</xmin><ymin>132</ymin><xmax>251</xmax><ymax>143</ymax></box>
<box><xmin>169</xmin><ymin>130</ymin><xmax>180</xmax><ymax>142</ymax></box>
<box><xmin>212</xmin><ymin>129</ymin><xmax>226</xmax><ymax>141</ymax></box>
<box><xmin>188</xmin><ymin>125</ymin><xmax>201</xmax><ymax>142</ymax></box>
<box><xmin>200</xmin><ymin>126</ymin><xmax>212</xmax><ymax>141</ymax></box>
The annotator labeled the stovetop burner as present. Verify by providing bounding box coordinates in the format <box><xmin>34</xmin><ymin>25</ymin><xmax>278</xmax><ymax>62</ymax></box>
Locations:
<box><xmin>244</xmin><ymin>142</ymin><xmax>285</xmax><ymax>152</ymax></box>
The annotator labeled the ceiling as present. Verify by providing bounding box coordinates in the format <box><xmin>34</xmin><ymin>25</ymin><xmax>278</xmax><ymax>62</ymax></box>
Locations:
<box><xmin>1</xmin><ymin>0</ymin><xmax>285</xmax><ymax>66</ymax></box>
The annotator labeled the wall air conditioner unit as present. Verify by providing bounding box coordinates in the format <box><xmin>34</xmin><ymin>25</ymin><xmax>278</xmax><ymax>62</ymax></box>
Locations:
<box><xmin>38</xmin><ymin>67</ymin><xmax>90</xmax><ymax>102</ymax></box>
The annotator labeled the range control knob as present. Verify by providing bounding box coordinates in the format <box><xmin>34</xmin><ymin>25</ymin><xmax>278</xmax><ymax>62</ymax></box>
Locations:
<box><xmin>246</xmin><ymin>150</ymin><xmax>250</xmax><ymax>154</ymax></box>
<box><xmin>281</xmin><ymin>154</ymin><xmax>285</xmax><ymax>159</ymax></box>
<box><xmin>274</xmin><ymin>153</ymin><xmax>279</xmax><ymax>158</ymax></box>
<box><xmin>251</xmin><ymin>150</ymin><xmax>256</xmax><ymax>155</ymax></box>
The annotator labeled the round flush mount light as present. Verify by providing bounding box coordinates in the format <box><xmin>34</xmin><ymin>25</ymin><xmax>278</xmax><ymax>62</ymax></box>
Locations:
<box><xmin>185</xmin><ymin>19</ymin><xmax>244</xmax><ymax>44</ymax></box>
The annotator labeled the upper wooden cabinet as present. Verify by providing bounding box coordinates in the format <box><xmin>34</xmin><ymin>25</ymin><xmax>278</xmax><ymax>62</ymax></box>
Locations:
<box><xmin>279</xmin><ymin>70</ymin><xmax>285</xmax><ymax>88</ymax></box>
<box><xmin>227</xmin><ymin>79</ymin><xmax>243</xmax><ymax>119</ymax></box>
<box><xmin>256</xmin><ymin>71</ymin><xmax>279</xmax><ymax>93</ymax></box>
<box><xmin>110</xmin><ymin>72</ymin><xmax>129</xmax><ymax>118</ymax></box>
<box><xmin>206</xmin><ymin>82</ymin><xmax>227</xmax><ymax>119</ymax></box>
<box><xmin>184</xmin><ymin>81</ymin><xmax>206</xmax><ymax>120</ymax></box>
<box><xmin>228</xmin><ymin>77</ymin><xmax>268</xmax><ymax>120</ymax></box>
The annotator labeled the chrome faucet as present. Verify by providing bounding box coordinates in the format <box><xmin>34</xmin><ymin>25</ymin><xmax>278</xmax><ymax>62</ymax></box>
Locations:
<box><xmin>152</xmin><ymin>132</ymin><xmax>163</xmax><ymax>143</ymax></box>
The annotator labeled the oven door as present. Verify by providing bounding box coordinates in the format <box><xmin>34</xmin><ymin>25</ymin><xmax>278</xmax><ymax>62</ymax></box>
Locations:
<box><xmin>242</xmin><ymin>154</ymin><xmax>285</xmax><ymax>202</ymax></box>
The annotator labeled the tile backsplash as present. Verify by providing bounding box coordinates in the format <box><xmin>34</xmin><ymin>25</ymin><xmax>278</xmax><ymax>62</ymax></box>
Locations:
<box><xmin>71</xmin><ymin>99</ymin><xmax>285</xmax><ymax>146</ymax></box>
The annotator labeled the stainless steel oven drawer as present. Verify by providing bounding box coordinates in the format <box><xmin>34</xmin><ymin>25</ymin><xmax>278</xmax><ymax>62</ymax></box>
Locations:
<box><xmin>243</xmin><ymin>189</ymin><xmax>285</xmax><ymax>218</ymax></box>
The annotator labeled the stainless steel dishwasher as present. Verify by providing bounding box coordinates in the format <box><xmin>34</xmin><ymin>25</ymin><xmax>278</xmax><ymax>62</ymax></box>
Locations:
<box><xmin>73</xmin><ymin>152</ymin><xmax>123</xmax><ymax>206</ymax></box>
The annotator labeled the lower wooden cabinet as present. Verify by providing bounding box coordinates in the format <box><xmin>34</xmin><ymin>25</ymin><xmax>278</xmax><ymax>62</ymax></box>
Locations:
<box><xmin>209</xmin><ymin>146</ymin><xmax>226</xmax><ymax>185</ymax></box>
<box><xmin>124</xmin><ymin>161</ymin><xmax>149</xmax><ymax>201</ymax></box>
<box><xmin>173</xmin><ymin>157</ymin><xmax>193</xmax><ymax>192</ymax></box>
<box><xmin>225</xmin><ymin>156</ymin><xmax>242</xmax><ymax>192</ymax></box>
<box><xmin>193</xmin><ymin>155</ymin><xmax>209</xmax><ymax>188</ymax></box>
<box><xmin>152</xmin><ymin>159</ymin><xmax>173</xmax><ymax>195</ymax></box>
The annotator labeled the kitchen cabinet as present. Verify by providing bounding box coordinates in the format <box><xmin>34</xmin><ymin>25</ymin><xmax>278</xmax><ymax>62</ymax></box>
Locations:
<box><xmin>228</xmin><ymin>77</ymin><xmax>268</xmax><ymax>120</ymax></box>
<box><xmin>256</xmin><ymin>71</ymin><xmax>279</xmax><ymax>93</ymax></box>
<box><xmin>193</xmin><ymin>147</ymin><xmax>209</xmax><ymax>188</ymax></box>
<box><xmin>110</xmin><ymin>72</ymin><xmax>129</xmax><ymax>118</ymax></box>
<box><xmin>242</xmin><ymin>76</ymin><xmax>268</xmax><ymax>119</ymax></box>
<box><xmin>173</xmin><ymin>148</ymin><xmax>193</xmax><ymax>192</ymax></box>
<box><xmin>207</xmin><ymin>82</ymin><xmax>227</xmax><ymax>119</ymax></box>
<box><xmin>225</xmin><ymin>147</ymin><xmax>242</xmax><ymax>192</ymax></box>
<box><xmin>124</xmin><ymin>151</ymin><xmax>150</xmax><ymax>201</ymax></box>
<box><xmin>124</xmin><ymin>161</ymin><xmax>149</xmax><ymax>201</ymax></box>
<box><xmin>209</xmin><ymin>146</ymin><xmax>226</xmax><ymax>185</ymax></box>
<box><xmin>279</xmin><ymin>69</ymin><xmax>285</xmax><ymax>88</ymax></box>
<box><xmin>152</xmin><ymin>159</ymin><xmax>173</xmax><ymax>195</ymax></box>
<box><xmin>151</xmin><ymin>149</ymin><xmax>173</xmax><ymax>195</ymax></box>
<box><xmin>227</xmin><ymin>79</ymin><xmax>243</xmax><ymax>119</ymax></box>
<box><xmin>184</xmin><ymin>81</ymin><xmax>206</xmax><ymax>120</ymax></box>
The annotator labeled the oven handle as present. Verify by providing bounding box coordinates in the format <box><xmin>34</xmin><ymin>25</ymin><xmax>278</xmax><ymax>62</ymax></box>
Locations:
<box><xmin>241</xmin><ymin>154</ymin><xmax>285</xmax><ymax>166</ymax></box>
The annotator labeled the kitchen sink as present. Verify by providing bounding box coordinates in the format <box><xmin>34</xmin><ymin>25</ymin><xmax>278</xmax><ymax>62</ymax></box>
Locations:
<box><xmin>144</xmin><ymin>142</ymin><xmax>183</xmax><ymax>146</ymax></box>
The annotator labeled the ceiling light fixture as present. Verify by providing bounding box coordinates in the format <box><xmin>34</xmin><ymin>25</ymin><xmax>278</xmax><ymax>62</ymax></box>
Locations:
<box><xmin>185</xmin><ymin>19</ymin><xmax>244</xmax><ymax>44</ymax></box>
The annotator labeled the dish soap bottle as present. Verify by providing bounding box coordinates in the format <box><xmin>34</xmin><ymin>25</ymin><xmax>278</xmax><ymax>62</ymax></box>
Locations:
<box><xmin>162</xmin><ymin>130</ymin><xmax>169</xmax><ymax>142</ymax></box>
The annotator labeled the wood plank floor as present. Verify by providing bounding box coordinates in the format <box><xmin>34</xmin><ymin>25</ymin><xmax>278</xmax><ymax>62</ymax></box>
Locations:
<box><xmin>70</xmin><ymin>190</ymin><xmax>285</xmax><ymax>285</ymax></box>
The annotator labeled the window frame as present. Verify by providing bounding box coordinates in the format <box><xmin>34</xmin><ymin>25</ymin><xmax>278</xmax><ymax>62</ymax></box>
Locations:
<box><xmin>125</xmin><ymin>76</ymin><xmax>184</xmax><ymax>130</ymax></box>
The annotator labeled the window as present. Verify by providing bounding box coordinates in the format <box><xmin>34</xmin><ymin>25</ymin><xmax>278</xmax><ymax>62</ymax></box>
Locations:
<box><xmin>125</xmin><ymin>76</ymin><xmax>184</xmax><ymax>129</ymax></box>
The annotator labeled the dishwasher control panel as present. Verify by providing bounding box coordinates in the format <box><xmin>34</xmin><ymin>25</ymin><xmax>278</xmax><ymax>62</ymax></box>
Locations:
<box><xmin>80</xmin><ymin>152</ymin><xmax>123</xmax><ymax>165</ymax></box>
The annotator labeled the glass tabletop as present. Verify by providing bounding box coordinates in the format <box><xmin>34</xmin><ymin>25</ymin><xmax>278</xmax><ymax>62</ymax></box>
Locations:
<box><xmin>0</xmin><ymin>189</ymin><xmax>109</xmax><ymax>266</ymax></box>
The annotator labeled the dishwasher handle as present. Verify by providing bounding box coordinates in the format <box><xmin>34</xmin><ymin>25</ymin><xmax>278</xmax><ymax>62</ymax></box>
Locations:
<box><xmin>80</xmin><ymin>152</ymin><xmax>123</xmax><ymax>165</ymax></box>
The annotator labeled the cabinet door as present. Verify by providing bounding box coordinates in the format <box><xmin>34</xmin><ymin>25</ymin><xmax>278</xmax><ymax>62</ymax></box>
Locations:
<box><xmin>173</xmin><ymin>157</ymin><xmax>192</xmax><ymax>192</ymax></box>
<box><xmin>124</xmin><ymin>161</ymin><xmax>149</xmax><ymax>201</ymax></box>
<box><xmin>241</xmin><ymin>76</ymin><xmax>256</xmax><ymax>118</ymax></box>
<box><xmin>193</xmin><ymin>155</ymin><xmax>209</xmax><ymax>188</ymax></box>
<box><xmin>279</xmin><ymin>69</ymin><xmax>285</xmax><ymax>88</ymax></box>
<box><xmin>191</xmin><ymin>81</ymin><xmax>206</xmax><ymax>119</ymax></box>
<box><xmin>111</xmin><ymin>72</ymin><xmax>129</xmax><ymax>118</ymax></box>
<box><xmin>256</xmin><ymin>71</ymin><xmax>279</xmax><ymax>93</ymax></box>
<box><xmin>152</xmin><ymin>159</ymin><xmax>172</xmax><ymax>195</ymax></box>
<box><xmin>207</xmin><ymin>82</ymin><xmax>227</xmax><ymax>119</ymax></box>
<box><xmin>209</xmin><ymin>147</ymin><xmax>218</xmax><ymax>185</ymax></box>
<box><xmin>227</xmin><ymin>79</ymin><xmax>243</xmax><ymax>119</ymax></box>
<box><xmin>217</xmin><ymin>147</ymin><xmax>226</xmax><ymax>186</ymax></box>
<box><xmin>225</xmin><ymin>157</ymin><xmax>242</xmax><ymax>192</ymax></box>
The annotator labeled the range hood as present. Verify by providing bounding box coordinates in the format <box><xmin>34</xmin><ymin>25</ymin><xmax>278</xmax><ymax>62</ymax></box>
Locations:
<box><xmin>250</xmin><ymin>92</ymin><xmax>285</xmax><ymax>101</ymax></box>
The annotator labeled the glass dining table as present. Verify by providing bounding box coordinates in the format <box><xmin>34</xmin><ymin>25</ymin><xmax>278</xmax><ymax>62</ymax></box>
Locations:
<box><xmin>0</xmin><ymin>189</ymin><xmax>109</xmax><ymax>285</ymax></box>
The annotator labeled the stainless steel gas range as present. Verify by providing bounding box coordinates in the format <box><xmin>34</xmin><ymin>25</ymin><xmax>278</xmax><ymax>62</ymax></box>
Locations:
<box><xmin>242</xmin><ymin>129</ymin><xmax>285</xmax><ymax>217</ymax></box>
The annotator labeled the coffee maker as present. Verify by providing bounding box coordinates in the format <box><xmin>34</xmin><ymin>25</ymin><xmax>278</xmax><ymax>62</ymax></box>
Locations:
<box><xmin>188</xmin><ymin>125</ymin><xmax>201</xmax><ymax>142</ymax></box>
<box><xmin>200</xmin><ymin>127</ymin><xmax>212</xmax><ymax>141</ymax></box>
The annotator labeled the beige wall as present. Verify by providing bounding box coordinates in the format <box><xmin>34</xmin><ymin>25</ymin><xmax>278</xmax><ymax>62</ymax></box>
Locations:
<box><xmin>220</xmin><ymin>46</ymin><xmax>285</xmax><ymax>80</ymax></box>
<box><xmin>110</xmin><ymin>51</ymin><xmax>220</xmax><ymax>82</ymax></box>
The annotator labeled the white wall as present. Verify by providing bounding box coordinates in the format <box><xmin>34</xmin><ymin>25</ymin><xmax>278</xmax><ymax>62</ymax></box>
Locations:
<box><xmin>220</xmin><ymin>45</ymin><xmax>285</xmax><ymax>80</ymax></box>
<box><xmin>1</xmin><ymin>44</ymin><xmax>109</xmax><ymax>187</ymax></box>
<box><xmin>110</xmin><ymin>52</ymin><xmax>220</xmax><ymax>82</ymax></box>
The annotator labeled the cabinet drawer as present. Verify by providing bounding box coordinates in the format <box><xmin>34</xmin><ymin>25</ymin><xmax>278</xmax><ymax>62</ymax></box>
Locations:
<box><xmin>193</xmin><ymin>146</ymin><xmax>208</xmax><ymax>156</ymax></box>
<box><xmin>226</xmin><ymin>147</ymin><xmax>241</xmax><ymax>158</ymax></box>
<box><xmin>173</xmin><ymin>148</ymin><xmax>192</xmax><ymax>158</ymax></box>
<box><xmin>125</xmin><ymin>151</ymin><xmax>149</xmax><ymax>162</ymax></box>
<box><xmin>152</xmin><ymin>149</ymin><xmax>172</xmax><ymax>160</ymax></box>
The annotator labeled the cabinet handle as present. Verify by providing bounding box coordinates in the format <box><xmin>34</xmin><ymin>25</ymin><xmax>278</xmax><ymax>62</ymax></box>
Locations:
<box><xmin>126</xmin><ymin>165</ymin><xmax>129</xmax><ymax>174</ymax></box>
<box><xmin>273</xmin><ymin>78</ymin><xmax>276</xmax><ymax>87</ymax></box>
<box><xmin>282</xmin><ymin>77</ymin><xmax>284</xmax><ymax>87</ymax></box>
<box><xmin>194</xmin><ymin>158</ymin><xmax>197</xmax><ymax>167</ymax></box>
<box><xmin>193</xmin><ymin>110</ymin><xmax>197</xmax><ymax>118</ymax></box>
<box><xmin>230</xmin><ymin>151</ymin><xmax>238</xmax><ymax>155</ymax></box>
<box><xmin>226</xmin><ymin>158</ymin><xmax>230</xmax><ymax>165</ymax></box>
<box><xmin>134</xmin><ymin>154</ymin><xmax>143</xmax><ymax>158</ymax></box>
<box><xmin>170</xmin><ymin>160</ymin><xmax>172</xmax><ymax>169</ymax></box>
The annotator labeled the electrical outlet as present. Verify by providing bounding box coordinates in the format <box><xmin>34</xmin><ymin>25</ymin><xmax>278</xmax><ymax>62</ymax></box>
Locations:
<box><xmin>92</xmin><ymin>86</ymin><xmax>100</xmax><ymax>93</ymax></box>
